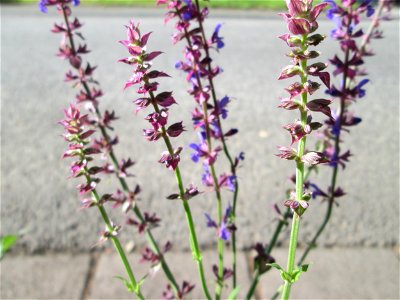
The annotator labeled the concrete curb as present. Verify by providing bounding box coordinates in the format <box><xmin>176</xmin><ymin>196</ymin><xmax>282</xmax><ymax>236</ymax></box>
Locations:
<box><xmin>1</xmin><ymin>248</ymin><xmax>399</xmax><ymax>299</ymax></box>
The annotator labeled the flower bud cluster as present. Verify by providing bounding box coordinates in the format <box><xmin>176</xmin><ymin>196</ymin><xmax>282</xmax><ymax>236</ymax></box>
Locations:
<box><xmin>119</xmin><ymin>21</ymin><xmax>185</xmax><ymax>171</ymax></box>
<box><xmin>59</xmin><ymin>105</ymin><xmax>102</xmax><ymax>204</ymax></box>
<box><xmin>44</xmin><ymin>1</ymin><xmax>142</xmax><ymax>214</ymax></box>
<box><xmin>277</xmin><ymin>0</ymin><xmax>331</xmax><ymax>215</ymax></box>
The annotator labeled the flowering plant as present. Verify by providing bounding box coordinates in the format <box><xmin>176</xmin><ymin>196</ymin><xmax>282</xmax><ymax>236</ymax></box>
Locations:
<box><xmin>39</xmin><ymin>0</ymin><xmax>392</xmax><ymax>299</ymax></box>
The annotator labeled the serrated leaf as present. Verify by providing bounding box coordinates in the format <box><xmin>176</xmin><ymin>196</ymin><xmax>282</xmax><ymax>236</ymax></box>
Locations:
<box><xmin>0</xmin><ymin>235</ymin><xmax>18</xmax><ymax>260</ymax></box>
<box><xmin>227</xmin><ymin>286</ymin><xmax>240</xmax><ymax>300</ymax></box>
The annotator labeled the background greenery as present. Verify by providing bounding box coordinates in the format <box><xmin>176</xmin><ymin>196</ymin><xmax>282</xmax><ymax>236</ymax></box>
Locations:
<box><xmin>1</xmin><ymin>0</ymin><xmax>287</xmax><ymax>9</ymax></box>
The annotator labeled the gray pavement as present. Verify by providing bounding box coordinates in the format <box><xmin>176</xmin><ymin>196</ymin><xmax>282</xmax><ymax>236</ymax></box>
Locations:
<box><xmin>1</xmin><ymin>4</ymin><xmax>399</xmax><ymax>254</ymax></box>
<box><xmin>1</xmin><ymin>248</ymin><xmax>399</xmax><ymax>299</ymax></box>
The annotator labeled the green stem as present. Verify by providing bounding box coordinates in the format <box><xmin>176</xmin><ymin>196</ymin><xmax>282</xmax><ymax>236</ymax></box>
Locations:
<box><xmin>193</xmin><ymin>0</ymin><xmax>241</xmax><ymax>288</ymax></box>
<box><xmin>173</xmin><ymin>9</ymin><xmax>225</xmax><ymax>298</ymax></box>
<box><xmin>245</xmin><ymin>211</ymin><xmax>288</xmax><ymax>300</ymax></box>
<box><xmin>281</xmin><ymin>38</ymin><xmax>309</xmax><ymax>300</ymax></box>
<box><xmin>61</xmin><ymin>5</ymin><xmax>180</xmax><ymax>296</ymax></box>
<box><xmin>245</xmin><ymin>166</ymin><xmax>313</xmax><ymax>299</ymax></box>
<box><xmin>148</xmin><ymin>87</ymin><xmax>212</xmax><ymax>300</ymax></box>
<box><xmin>297</xmin><ymin>198</ymin><xmax>333</xmax><ymax>266</ymax></box>
<box><xmin>92</xmin><ymin>189</ymin><xmax>144</xmax><ymax>299</ymax></box>
<box><xmin>276</xmin><ymin>7</ymin><xmax>357</xmax><ymax>299</ymax></box>
<box><xmin>360</xmin><ymin>0</ymin><xmax>385</xmax><ymax>55</ymax></box>
<box><xmin>297</xmin><ymin>7</ymin><xmax>353</xmax><ymax>267</ymax></box>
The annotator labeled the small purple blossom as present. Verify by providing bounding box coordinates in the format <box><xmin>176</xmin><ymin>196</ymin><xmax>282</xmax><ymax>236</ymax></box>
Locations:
<box><xmin>310</xmin><ymin>183</ymin><xmax>328</xmax><ymax>199</ymax></box>
<box><xmin>211</xmin><ymin>23</ymin><xmax>225</xmax><ymax>49</ymax></box>
<box><xmin>38</xmin><ymin>0</ymin><xmax>80</xmax><ymax>13</ymax></box>
<box><xmin>163</xmin><ymin>281</ymin><xmax>195</xmax><ymax>300</ymax></box>
<box><xmin>189</xmin><ymin>133</ymin><xmax>221</xmax><ymax>165</ymax></box>
<box><xmin>204</xmin><ymin>204</ymin><xmax>234</xmax><ymax>241</ymax></box>
<box><xmin>212</xmin><ymin>264</ymin><xmax>233</xmax><ymax>282</ymax></box>
<box><xmin>252</xmin><ymin>243</ymin><xmax>276</xmax><ymax>274</ymax></box>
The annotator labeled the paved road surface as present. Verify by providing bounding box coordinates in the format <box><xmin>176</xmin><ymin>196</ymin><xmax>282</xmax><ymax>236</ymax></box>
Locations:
<box><xmin>2</xmin><ymin>249</ymin><xmax>399</xmax><ymax>299</ymax></box>
<box><xmin>1</xmin><ymin>5</ymin><xmax>399</xmax><ymax>253</ymax></box>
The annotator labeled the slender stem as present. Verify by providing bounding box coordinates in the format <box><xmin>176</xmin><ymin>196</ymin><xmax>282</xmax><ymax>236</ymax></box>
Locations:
<box><xmin>174</xmin><ymin>8</ymin><xmax>225</xmax><ymax>298</ymax></box>
<box><xmin>193</xmin><ymin>0</ymin><xmax>241</xmax><ymax>288</ymax></box>
<box><xmin>280</xmin><ymin>36</ymin><xmax>309</xmax><ymax>300</ymax></box>
<box><xmin>148</xmin><ymin>86</ymin><xmax>212</xmax><ymax>300</ymax></box>
<box><xmin>297</xmin><ymin>200</ymin><xmax>333</xmax><ymax>266</ymax></box>
<box><xmin>297</xmin><ymin>5</ymin><xmax>353</xmax><ymax>270</ymax></box>
<box><xmin>61</xmin><ymin>5</ymin><xmax>181</xmax><ymax>297</ymax></box>
<box><xmin>245</xmin><ymin>165</ymin><xmax>313</xmax><ymax>300</ymax></box>
<box><xmin>275</xmin><ymin>7</ymin><xmax>358</xmax><ymax>300</ymax></box>
<box><xmin>245</xmin><ymin>211</ymin><xmax>288</xmax><ymax>300</ymax></box>
<box><xmin>90</xmin><ymin>189</ymin><xmax>144</xmax><ymax>299</ymax></box>
<box><xmin>360</xmin><ymin>0</ymin><xmax>385</xmax><ymax>55</ymax></box>
<box><xmin>281</xmin><ymin>214</ymin><xmax>300</xmax><ymax>300</ymax></box>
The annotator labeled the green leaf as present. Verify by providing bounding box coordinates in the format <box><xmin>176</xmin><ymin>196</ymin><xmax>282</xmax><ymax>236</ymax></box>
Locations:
<box><xmin>300</xmin><ymin>264</ymin><xmax>310</xmax><ymax>272</ymax></box>
<box><xmin>268</xmin><ymin>263</ymin><xmax>294</xmax><ymax>283</ymax></box>
<box><xmin>114</xmin><ymin>276</ymin><xmax>134</xmax><ymax>293</ymax></box>
<box><xmin>291</xmin><ymin>264</ymin><xmax>310</xmax><ymax>283</ymax></box>
<box><xmin>0</xmin><ymin>235</ymin><xmax>18</xmax><ymax>260</ymax></box>
<box><xmin>227</xmin><ymin>286</ymin><xmax>240</xmax><ymax>300</ymax></box>
<box><xmin>136</xmin><ymin>273</ymin><xmax>148</xmax><ymax>291</ymax></box>
<box><xmin>267</xmin><ymin>262</ymin><xmax>285</xmax><ymax>272</ymax></box>
<box><xmin>280</xmin><ymin>271</ymin><xmax>292</xmax><ymax>283</ymax></box>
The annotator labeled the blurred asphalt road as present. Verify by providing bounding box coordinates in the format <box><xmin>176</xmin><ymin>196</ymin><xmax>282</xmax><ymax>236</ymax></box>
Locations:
<box><xmin>1</xmin><ymin>5</ymin><xmax>399</xmax><ymax>254</ymax></box>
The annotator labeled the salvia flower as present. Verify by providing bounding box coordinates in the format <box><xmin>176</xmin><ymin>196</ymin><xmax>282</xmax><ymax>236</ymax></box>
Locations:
<box><xmin>204</xmin><ymin>205</ymin><xmax>235</xmax><ymax>241</ymax></box>
<box><xmin>159</xmin><ymin>0</ymin><xmax>242</xmax><ymax>188</ymax></box>
<box><xmin>278</xmin><ymin>2</ymin><xmax>330</xmax><ymax>295</ymax></box>
<box><xmin>119</xmin><ymin>20</ymin><xmax>184</xmax><ymax>171</ymax></box>
<box><xmin>278</xmin><ymin>0</ymin><xmax>332</xmax><ymax>174</ymax></box>
<box><xmin>60</xmin><ymin>105</ymin><xmax>99</xmax><ymax>192</ymax></box>
<box><xmin>321</xmin><ymin>0</ymin><xmax>392</xmax><ymax>173</ymax></box>
<box><xmin>280</xmin><ymin>0</ymin><xmax>328</xmax><ymax>35</ymax></box>
<box><xmin>163</xmin><ymin>281</ymin><xmax>195</xmax><ymax>300</ymax></box>
<box><xmin>211</xmin><ymin>23</ymin><xmax>225</xmax><ymax>50</ymax></box>
<box><xmin>212</xmin><ymin>264</ymin><xmax>233</xmax><ymax>282</ymax></box>
<box><xmin>39</xmin><ymin>0</ymin><xmax>80</xmax><ymax>13</ymax></box>
<box><xmin>252</xmin><ymin>243</ymin><xmax>276</xmax><ymax>274</ymax></box>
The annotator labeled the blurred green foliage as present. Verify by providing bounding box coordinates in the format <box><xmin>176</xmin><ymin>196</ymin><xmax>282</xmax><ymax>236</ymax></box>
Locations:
<box><xmin>0</xmin><ymin>235</ymin><xmax>19</xmax><ymax>260</ymax></box>
<box><xmin>1</xmin><ymin>0</ymin><xmax>287</xmax><ymax>9</ymax></box>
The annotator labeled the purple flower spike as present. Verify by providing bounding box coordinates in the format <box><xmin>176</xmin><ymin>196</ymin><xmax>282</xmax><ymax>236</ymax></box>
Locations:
<box><xmin>120</xmin><ymin>20</ymin><xmax>186</xmax><ymax>170</ymax></box>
